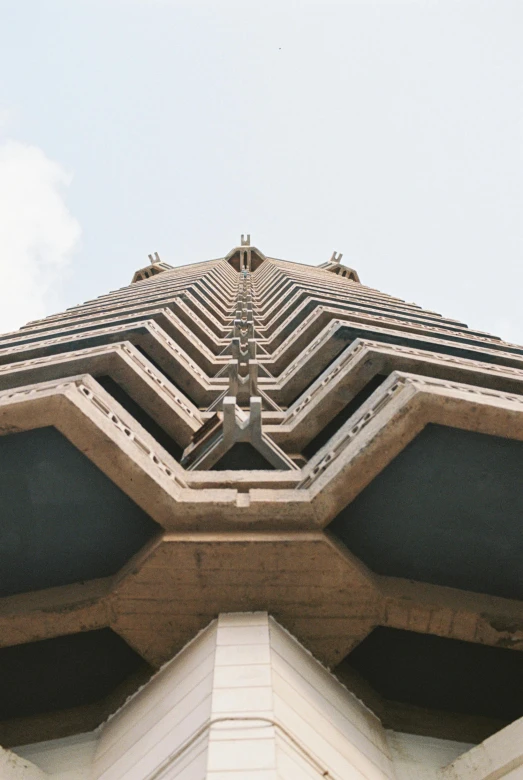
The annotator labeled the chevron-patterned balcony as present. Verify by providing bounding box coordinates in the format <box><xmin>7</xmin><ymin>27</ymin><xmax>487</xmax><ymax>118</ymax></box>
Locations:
<box><xmin>0</xmin><ymin>239</ymin><xmax>522</xmax><ymax>750</ymax></box>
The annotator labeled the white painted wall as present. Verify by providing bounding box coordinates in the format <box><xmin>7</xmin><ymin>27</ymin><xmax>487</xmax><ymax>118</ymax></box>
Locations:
<box><xmin>93</xmin><ymin>621</ymin><xmax>217</xmax><ymax>780</ymax></box>
<box><xmin>269</xmin><ymin>616</ymin><xmax>395</xmax><ymax>780</ymax></box>
<box><xmin>13</xmin><ymin>733</ymin><xmax>97</xmax><ymax>780</ymax></box>
<box><xmin>0</xmin><ymin>745</ymin><xmax>46</xmax><ymax>779</ymax></box>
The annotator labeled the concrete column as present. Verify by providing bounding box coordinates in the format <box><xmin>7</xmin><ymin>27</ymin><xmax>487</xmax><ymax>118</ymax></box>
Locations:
<box><xmin>207</xmin><ymin>613</ymin><xmax>276</xmax><ymax>778</ymax></box>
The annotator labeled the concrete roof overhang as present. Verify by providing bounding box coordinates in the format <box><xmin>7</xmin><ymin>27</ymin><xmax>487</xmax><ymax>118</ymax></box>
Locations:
<box><xmin>0</xmin><ymin>370</ymin><xmax>521</xmax><ymax>655</ymax></box>
<box><xmin>267</xmin><ymin>338</ymin><xmax>523</xmax><ymax>450</ymax></box>
<box><xmin>0</xmin><ymin>342</ymin><xmax>202</xmax><ymax>447</ymax></box>
<box><xmin>0</xmin><ymin>320</ymin><xmax>227</xmax><ymax>406</ymax></box>
<box><xmin>0</xmin><ymin>305</ymin><xmax>228</xmax><ymax>368</ymax></box>
<box><xmin>0</xmin><ymin>365</ymin><xmax>523</xmax><ymax>525</ymax></box>
<box><xmin>3</xmin><ymin>313</ymin><xmax>523</xmax><ymax>421</ymax></box>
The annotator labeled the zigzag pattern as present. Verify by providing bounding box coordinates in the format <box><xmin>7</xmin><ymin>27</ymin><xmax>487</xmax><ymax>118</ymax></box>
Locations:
<box><xmin>0</xmin><ymin>240</ymin><xmax>522</xmax><ymax>746</ymax></box>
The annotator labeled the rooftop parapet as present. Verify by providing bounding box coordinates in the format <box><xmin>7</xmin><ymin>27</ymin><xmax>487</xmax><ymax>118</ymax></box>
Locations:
<box><xmin>318</xmin><ymin>250</ymin><xmax>361</xmax><ymax>281</ymax></box>
<box><xmin>131</xmin><ymin>252</ymin><xmax>173</xmax><ymax>283</ymax></box>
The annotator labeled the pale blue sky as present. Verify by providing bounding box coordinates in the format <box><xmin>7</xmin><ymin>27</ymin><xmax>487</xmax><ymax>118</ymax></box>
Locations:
<box><xmin>0</xmin><ymin>0</ymin><xmax>522</xmax><ymax>342</ymax></box>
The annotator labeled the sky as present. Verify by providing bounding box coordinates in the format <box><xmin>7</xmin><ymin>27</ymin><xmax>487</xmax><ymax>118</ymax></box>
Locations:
<box><xmin>0</xmin><ymin>0</ymin><xmax>522</xmax><ymax>342</ymax></box>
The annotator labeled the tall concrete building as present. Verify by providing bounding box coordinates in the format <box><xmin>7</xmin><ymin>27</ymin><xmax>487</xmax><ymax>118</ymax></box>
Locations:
<box><xmin>0</xmin><ymin>238</ymin><xmax>522</xmax><ymax>779</ymax></box>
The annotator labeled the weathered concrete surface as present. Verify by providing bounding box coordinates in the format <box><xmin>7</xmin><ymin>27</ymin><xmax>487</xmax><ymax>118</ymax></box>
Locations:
<box><xmin>0</xmin><ymin>243</ymin><xmax>521</xmax><ymax>749</ymax></box>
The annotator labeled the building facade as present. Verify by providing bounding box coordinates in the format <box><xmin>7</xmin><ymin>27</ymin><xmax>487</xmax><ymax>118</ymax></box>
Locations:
<box><xmin>0</xmin><ymin>238</ymin><xmax>522</xmax><ymax>778</ymax></box>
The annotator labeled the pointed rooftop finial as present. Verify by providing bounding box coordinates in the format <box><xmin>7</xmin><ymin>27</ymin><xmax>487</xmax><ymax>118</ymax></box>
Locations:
<box><xmin>330</xmin><ymin>251</ymin><xmax>343</xmax><ymax>264</ymax></box>
<box><xmin>148</xmin><ymin>252</ymin><xmax>160</xmax><ymax>265</ymax></box>
<box><xmin>241</xmin><ymin>234</ymin><xmax>251</xmax><ymax>247</ymax></box>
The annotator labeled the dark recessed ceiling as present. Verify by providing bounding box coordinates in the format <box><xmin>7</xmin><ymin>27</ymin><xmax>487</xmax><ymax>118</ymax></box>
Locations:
<box><xmin>344</xmin><ymin>627</ymin><xmax>523</xmax><ymax>723</ymax></box>
<box><xmin>0</xmin><ymin>426</ymin><xmax>160</xmax><ymax>597</ymax></box>
<box><xmin>0</xmin><ymin>629</ymin><xmax>147</xmax><ymax>720</ymax></box>
<box><xmin>211</xmin><ymin>442</ymin><xmax>276</xmax><ymax>470</ymax></box>
<box><xmin>328</xmin><ymin>424</ymin><xmax>523</xmax><ymax>600</ymax></box>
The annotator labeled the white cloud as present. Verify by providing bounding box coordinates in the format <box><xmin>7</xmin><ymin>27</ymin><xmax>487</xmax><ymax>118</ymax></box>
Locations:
<box><xmin>0</xmin><ymin>140</ymin><xmax>81</xmax><ymax>333</ymax></box>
